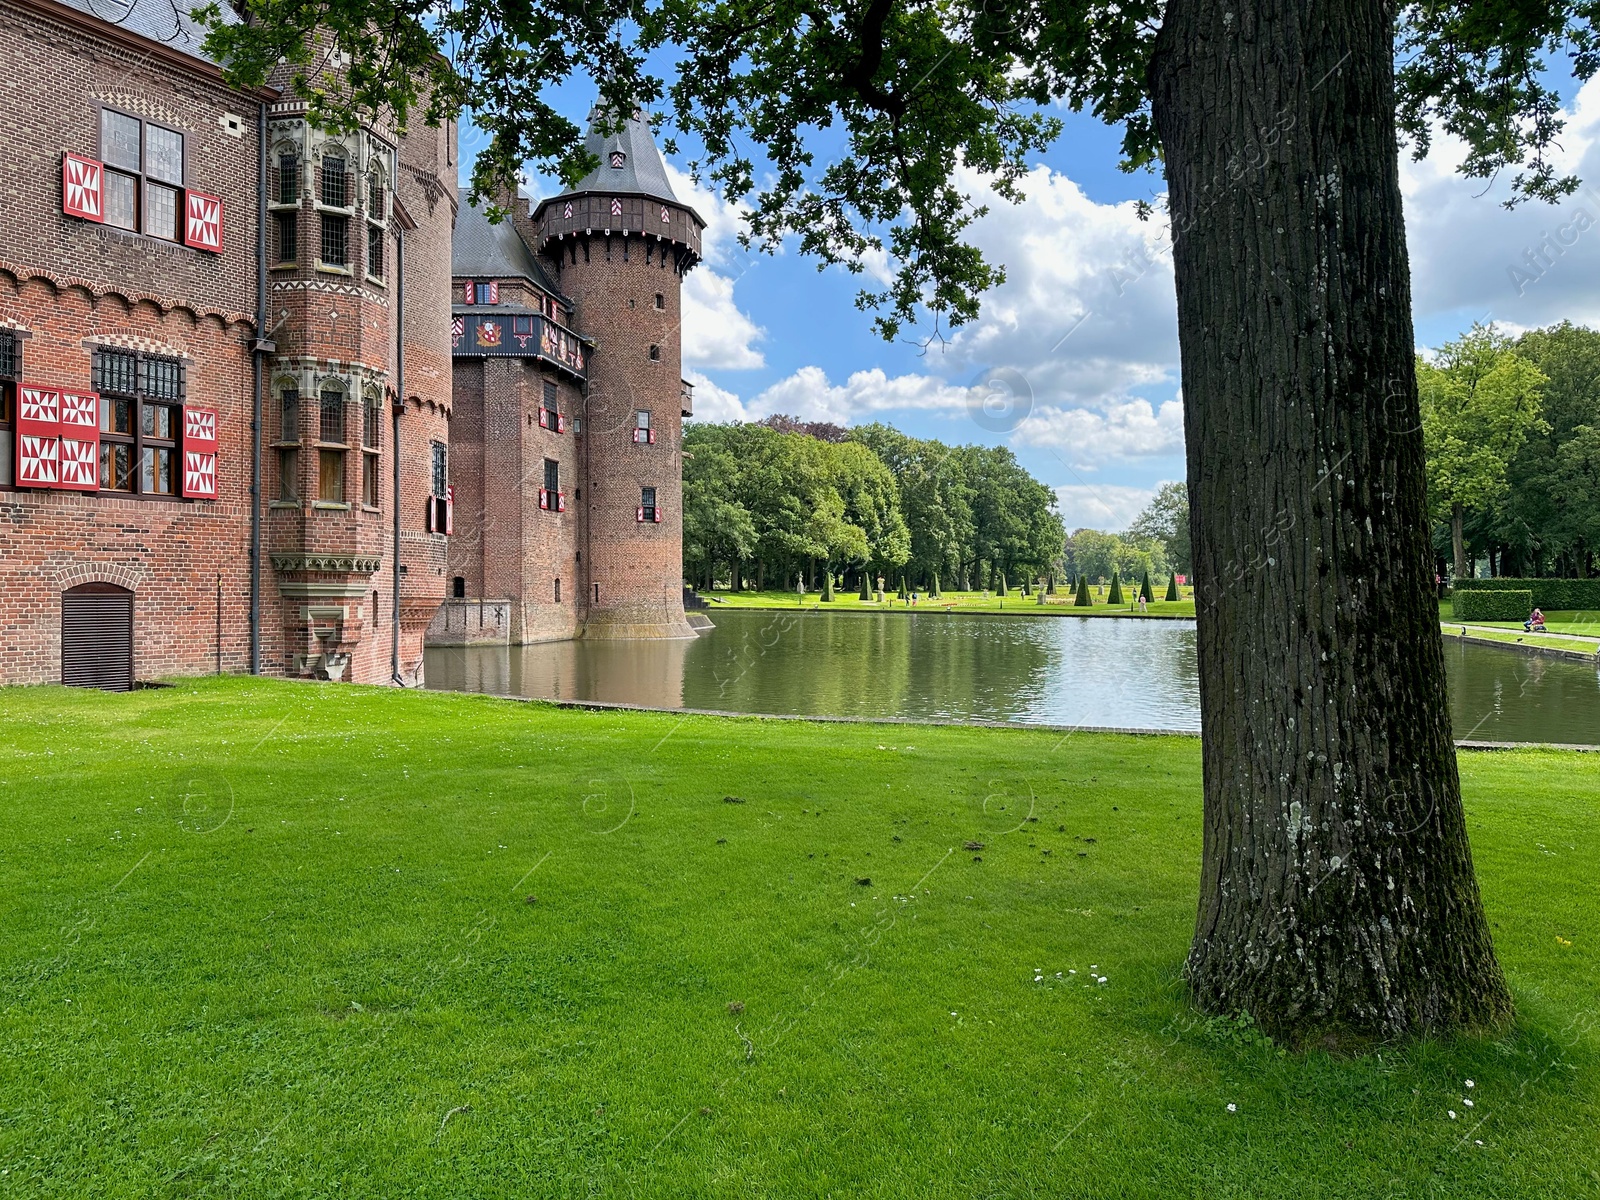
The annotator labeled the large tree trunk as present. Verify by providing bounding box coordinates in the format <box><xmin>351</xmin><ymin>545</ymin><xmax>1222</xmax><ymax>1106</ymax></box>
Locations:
<box><xmin>1452</xmin><ymin>502</ymin><xmax>1468</xmax><ymax>580</ymax></box>
<box><xmin>1150</xmin><ymin>0</ymin><xmax>1511</xmax><ymax>1043</ymax></box>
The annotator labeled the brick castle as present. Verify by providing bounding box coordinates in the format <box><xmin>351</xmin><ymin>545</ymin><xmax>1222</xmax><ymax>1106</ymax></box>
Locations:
<box><xmin>0</xmin><ymin>0</ymin><xmax>698</xmax><ymax>688</ymax></box>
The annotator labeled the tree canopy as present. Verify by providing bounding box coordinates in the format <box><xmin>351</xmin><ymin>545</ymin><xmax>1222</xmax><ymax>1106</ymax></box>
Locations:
<box><xmin>1419</xmin><ymin>325</ymin><xmax>1548</xmax><ymax>578</ymax></box>
<box><xmin>683</xmin><ymin>421</ymin><xmax>1063</xmax><ymax>591</ymax></box>
<box><xmin>203</xmin><ymin>0</ymin><xmax>1600</xmax><ymax>341</ymax></box>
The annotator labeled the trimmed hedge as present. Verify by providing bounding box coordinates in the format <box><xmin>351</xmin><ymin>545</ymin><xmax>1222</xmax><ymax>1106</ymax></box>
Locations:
<box><xmin>1452</xmin><ymin>578</ymin><xmax>1600</xmax><ymax>609</ymax></box>
<box><xmin>1453</xmin><ymin>589</ymin><xmax>1533</xmax><ymax>622</ymax></box>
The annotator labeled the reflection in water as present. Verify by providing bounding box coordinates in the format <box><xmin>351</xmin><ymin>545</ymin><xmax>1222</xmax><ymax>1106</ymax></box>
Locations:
<box><xmin>424</xmin><ymin>611</ymin><xmax>1600</xmax><ymax>746</ymax></box>
<box><xmin>1443</xmin><ymin>636</ymin><xmax>1600</xmax><ymax>745</ymax></box>
<box><xmin>426</xmin><ymin>635</ymin><xmax>695</xmax><ymax>710</ymax></box>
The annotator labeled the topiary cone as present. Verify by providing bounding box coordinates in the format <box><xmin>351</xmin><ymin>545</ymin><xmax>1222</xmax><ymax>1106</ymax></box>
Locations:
<box><xmin>1074</xmin><ymin>574</ymin><xmax>1093</xmax><ymax>606</ymax></box>
<box><xmin>1108</xmin><ymin>570</ymin><xmax>1124</xmax><ymax>605</ymax></box>
<box><xmin>822</xmin><ymin>571</ymin><xmax>834</xmax><ymax>602</ymax></box>
<box><xmin>996</xmin><ymin>572</ymin><xmax>1008</xmax><ymax>597</ymax></box>
<box><xmin>1165</xmin><ymin>573</ymin><xmax>1180</xmax><ymax>602</ymax></box>
<box><xmin>859</xmin><ymin>572</ymin><xmax>871</xmax><ymax>601</ymax></box>
<box><xmin>1139</xmin><ymin>569</ymin><xmax>1154</xmax><ymax>603</ymax></box>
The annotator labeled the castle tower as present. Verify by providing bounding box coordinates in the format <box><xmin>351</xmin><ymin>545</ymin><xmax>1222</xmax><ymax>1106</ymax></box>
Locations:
<box><xmin>531</xmin><ymin>109</ymin><xmax>703</xmax><ymax>639</ymax></box>
<box><xmin>262</xmin><ymin>78</ymin><xmax>456</xmax><ymax>683</ymax></box>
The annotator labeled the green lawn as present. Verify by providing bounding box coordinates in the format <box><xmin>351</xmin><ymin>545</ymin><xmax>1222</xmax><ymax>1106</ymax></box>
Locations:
<box><xmin>1442</xmin><ymin>625</ymin><xmax>1600</xmax><ymax>656</ymax></box>
<box><xmin>702</xmin><ymin>586</ymin><xmax>1198</xmax><ymax>618</ymax></box>
<box><xmin>1</xmin><ymin>678</ymin><xmax>1595</xmax><ymax>1198</ymax></box>
<box><xmin>1439</xmin><ymin>601</ymin><xmax>1600</xmax><ymax>637</ymax></box>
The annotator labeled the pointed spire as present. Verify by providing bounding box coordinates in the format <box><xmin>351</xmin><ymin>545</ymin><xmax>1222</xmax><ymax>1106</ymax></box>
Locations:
<box><xmin>561</xmin><ymin>107</ymin><xmax>679</xmax><ymax>203</ymax></box>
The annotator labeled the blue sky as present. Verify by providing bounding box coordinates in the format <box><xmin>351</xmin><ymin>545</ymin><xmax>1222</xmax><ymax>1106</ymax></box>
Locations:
<box><xmin>468</xmin><ymin>76</ymin><xmax>1600</xmax><ymax>533</ymax></box>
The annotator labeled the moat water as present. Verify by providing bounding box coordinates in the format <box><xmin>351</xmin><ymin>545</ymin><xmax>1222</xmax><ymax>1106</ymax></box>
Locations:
<box><xmin>424</xmin><ymin>609</ymin><xmax>1600</xmax><ymax>746</ymax></box>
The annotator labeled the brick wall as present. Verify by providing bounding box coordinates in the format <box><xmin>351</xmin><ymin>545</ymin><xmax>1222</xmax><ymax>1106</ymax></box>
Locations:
<box><xmin>548</xmin><ymin>231</ymin><xmax>693</xmax><ymax>638</ymax></box>
<box><xmin>0</xmin><ymin>5</ymin><xmax>261</xmax><ymax>685</ymax></box>
<box><xmin>0</xmin><ymin>5</ymin><xmax>460</xmax><ymax>688</ymax></box>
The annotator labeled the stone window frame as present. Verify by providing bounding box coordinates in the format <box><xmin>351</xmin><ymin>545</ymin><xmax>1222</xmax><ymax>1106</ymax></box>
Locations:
<box><xmin>268</xmin><ymin>126</ymin><xmax>305</xmax><ymax>269</ymax></box>
<box><xmin>361</xmin><ymin>387</ymin><xmax>382</xmax><ymax>509</ymax></box>
<box><xmin>315</xmin><ymin>140</ymin><xmax>356</xmax><ymax>274</ymax></box>
<box><xmin>364</xmin><ymin>158</ymin><xmax>389</xmax><ymax>284</ymax></box>
<box><xmin>271</xmin><ymin>378</ymin><xmax>301</xmax><ymax>506</ymax></box>
<box><xmin>315</xmin><ymin>379</ymin><xmax>350</xmax><ymax>508</ymax></box>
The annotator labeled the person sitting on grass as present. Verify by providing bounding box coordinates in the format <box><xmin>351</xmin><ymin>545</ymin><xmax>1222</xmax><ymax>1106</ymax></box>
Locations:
<box><xmin>1525</xmin><ymin>607</ymin><xmax>1546</xmax><ymax>633</ymax></box>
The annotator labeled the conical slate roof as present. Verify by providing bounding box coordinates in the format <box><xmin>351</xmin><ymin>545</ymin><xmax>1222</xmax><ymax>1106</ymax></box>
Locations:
<box><xmin>563</xmin><ymin>108</ymin><xmax>679</xmax><ymax>203</ymax></box>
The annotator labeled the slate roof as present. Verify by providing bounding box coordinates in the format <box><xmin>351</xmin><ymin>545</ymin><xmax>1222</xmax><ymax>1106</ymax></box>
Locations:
<box><xmin>452</xmin><ymin>190</ymin><xmax>563</xmax><ymax>297</ymax></box>
<box><xmin>563</xmin><ymin>107</ymin><xmax>679</xmax><ymax>203</ymax></box>
<box><xmin>53</xmin><ymin>0</ymin><xmax>239</xmax><ymax>64</ymax></box>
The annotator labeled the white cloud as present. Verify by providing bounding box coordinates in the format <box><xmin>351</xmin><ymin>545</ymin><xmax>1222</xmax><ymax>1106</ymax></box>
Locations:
<box><xmin>683</xmin><ymin>370</ymin><xmax>748</xmax><ymax>423</ymax></box>
<box><xmin>1402</xmin><ymin>76</ymin><xmax>1600</xmax><ymax>331</ymax></box>
<box><xmin>663</xmin><ymin>164</ymin><xmax>768</xmax><ymax>372</ymax></box>
<box><xmin>682</xmin><ymin>268</ymin><xmax>766</xmax><ymax>370</ymax></box>
<box><xmin>1054</xmin><ymin>485</ymin><xmax>1160</xmax><ymax>533</ymax></box>
<box><xmin>745</xmin><ymin>366</ymin><xmax>974</xmax><ymax>424</ymax></box>
<box><xmin>1014</xmin><ymin>398</ymin><xmax>1185</xmax><ymax>468</ymax></box>
<box><xmin>938</xmin><ymin>162</ymin><xmax>1181</xmax><ymax>411</ymax></box>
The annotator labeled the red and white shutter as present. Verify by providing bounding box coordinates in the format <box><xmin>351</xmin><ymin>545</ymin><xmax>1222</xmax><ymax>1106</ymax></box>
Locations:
<box><xmin>444</xmin><ymin>485</ymin><xmax>454</xmax><ymax>535</ymax></box>
<box><xmin>556</xmin><ymin>413</ymin><xmax>567</xmax><ymax>434</ymax></box>
<box><xmin>538</xmin><ymin>408</ymin><xmax>549</xmax><ymax>430</ymax></box>
<box><xmin>17</xmin><ymin>386</ymin><xmax>61</xmax><ymax>487</ymax></box>
<box><xmin>636</xmin><ymin>504</ymin><xmax>645</xmax><ymax>522</ymax></box>
<box><xmin>539</xmin><ymin>487</ymin><xmax>549</xmax><ymax>510</ymax></box>
<box><xmin>184</xmin><ymin>191</ymin><xmax>224</xmax><ymax>252</ymax></box>
<box><xmin>181</xmin><ymin>406</ymin><xmax>219</xmax><ymax>499</ymax></box>
<box><xmin>62</xmin><ymin>154</ymin><xmax>105</xmax><ymax>223</ymax></box>
<box><xmin>56</xmin><ymin>390</ymin><xmax>100</xmax><ymax>491</ymax></box>
<box><xmin>462</xmin><ymin>281</ymin><xmax>475</xmax><ymax>304</ymax></box>
<box><xmin>556</xmin><ymin>491</ymin><xmax>566</xmax><ymax>513</ymax></box>
<box><xmin>486</xmin><ymin>281</ymin><xmax>499</xmax><ymax>304</ymax></box>
<box><xmin>653</xmin><ymin>504</ymin><xmax>663</xmax><ymax>523</ymax></box>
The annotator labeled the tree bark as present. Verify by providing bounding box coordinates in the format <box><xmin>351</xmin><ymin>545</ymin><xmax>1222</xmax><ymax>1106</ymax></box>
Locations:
<box><xmin>1452</xmin><ymin>502</ymin><xmax>1467</xmax><ymax>581</ymax></box>
<box><xmin>1150</xmin><ymin>0</ymin><xmax>1511</xmax><ymax>1043</ymax></box>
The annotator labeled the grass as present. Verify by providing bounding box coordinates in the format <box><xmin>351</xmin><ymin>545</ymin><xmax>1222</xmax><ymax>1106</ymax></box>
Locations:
<box><xmin>2</xmin><ymin>678</ymin><xmax>1597</xmax><ymax>1199</ymax></box>
<box><xmin>1443</xmin><ymin>625</ymin><xmax>1600</xmax><ymax>656</ymax></box>
<box><xmin>702</xmin><ymin>586</ymin><xmax>1198</xmax><ymax>619</ymax></box>
<box><xmin>1437</xmin><ymin>604</ymin><xmax>1600</xmax><ymax>641</ymax></box>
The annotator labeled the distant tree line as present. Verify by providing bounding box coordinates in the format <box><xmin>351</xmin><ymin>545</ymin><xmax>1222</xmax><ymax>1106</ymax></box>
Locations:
<box><xmin>1420</xmin><ymin>322</ymin><xmax>1600</xmax><ymax>580</ymax></box>
<box><xmin>683</xmin><ymin>418</ymin><xmax>1066</xmax><ymax>592</ymax></box>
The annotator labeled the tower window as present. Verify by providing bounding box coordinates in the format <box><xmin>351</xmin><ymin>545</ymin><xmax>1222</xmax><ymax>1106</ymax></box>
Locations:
<box><xmin>277</xmin><ymin>153</ymin><xmax>300</xmax><ymax>204</ymax></box>
<box><xmin>274</xmin><ymin>211</ymin><xmax>297</xmax><ymax>265</ymax></box>
<box><xmin>640</xmin><ymin>486</ymin><xmax>657</xmax><ymax>523</ymax></box>
<box><xmin>554</xmin><ymin>578</ymin><xmax>562</xmax><ymax>603</ymax></box>
<box><xmin>321</xmin><ymin>153</ymin><xmax>349</xmax><ymax>207</ymax></box>
<box><xmin>648</xmin><ymin>344</ymin><xmax>661</xmax><ymax>362</ymax></box>
<box><xmin>544</xmin><ymin>458</ymin><xmax>559</xmax><ymax>495</ymax></box>
<box><xmin>320</xmin><ymin>213</ymin><xmax>348</xmax><ymax>266</ymax></box>
<box><xmin>431</xmin><ymin>442</ymin><xmax>448</xmax><ymax>498</ymax></box>
<box><xmin>654</xmin><ymin>293</ymin><xmax>665</xmax><ymax>310</ymax></box>
<box><xmin>452</xmin><ymin>576</ymin><xmax>466</xmax><ymax>598</ymax></box>
<box><xmin>610</xmin><ymin>150</ymin><xmax>626</xmax><ymax>168</ymax></box>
